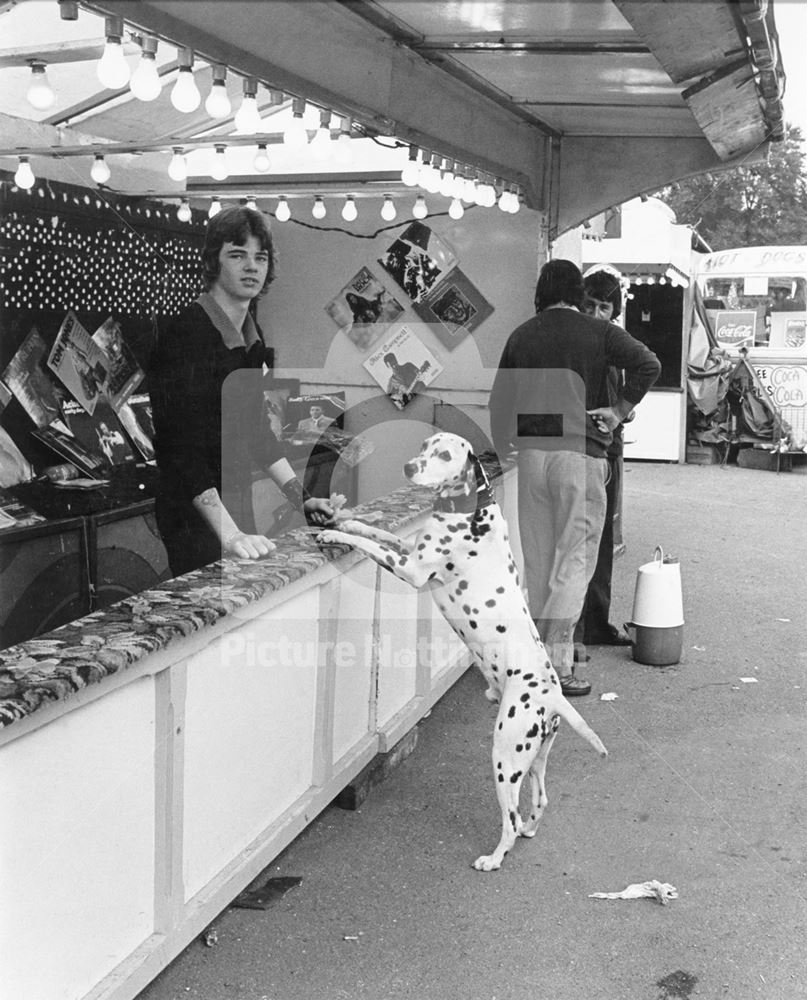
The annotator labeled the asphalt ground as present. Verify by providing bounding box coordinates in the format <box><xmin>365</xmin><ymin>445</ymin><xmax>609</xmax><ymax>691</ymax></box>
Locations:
<box><xmin>139</xmin><ymin>457</ymin><xmax>807</xmax><ymax>1000</ymax></box>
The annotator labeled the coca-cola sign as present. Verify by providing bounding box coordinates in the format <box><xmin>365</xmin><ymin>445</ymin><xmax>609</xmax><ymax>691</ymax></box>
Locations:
<box><xmin>714</xmin><ymin>310</ymin><xmax>756</xmax><ymax>348</ymax></box>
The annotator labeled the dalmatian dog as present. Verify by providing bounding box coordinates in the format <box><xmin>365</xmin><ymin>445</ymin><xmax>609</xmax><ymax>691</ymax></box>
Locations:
<box><xmin>318</xmin><ymin>432</ymin><xmax>607</xmax><ymax>871</ymax></box>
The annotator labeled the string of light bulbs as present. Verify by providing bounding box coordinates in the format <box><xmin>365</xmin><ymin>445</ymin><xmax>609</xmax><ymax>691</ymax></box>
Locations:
<box><xmin>18</xmin><ymin>10</ymin><xmax>524</xmax><ymax>218</ymax></box>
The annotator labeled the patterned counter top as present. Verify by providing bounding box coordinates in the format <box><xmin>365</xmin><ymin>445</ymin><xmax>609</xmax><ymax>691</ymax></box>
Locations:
<box><xmin>0</xmin><ymin>476</ymin><xmax>455</xmax><ymax>729</ymax></box>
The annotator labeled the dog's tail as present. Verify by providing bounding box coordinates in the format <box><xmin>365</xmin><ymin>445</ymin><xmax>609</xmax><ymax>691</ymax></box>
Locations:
<box><xmin>553</xmin><ymin>698</ymin><xmax>608</xmax><ymax>757</ymax></box>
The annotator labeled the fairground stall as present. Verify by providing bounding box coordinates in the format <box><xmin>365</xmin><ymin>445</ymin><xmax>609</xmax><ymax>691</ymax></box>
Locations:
<box><xmin>0</xmin><ymin>2</ymin><xmax>786</xmax><ymax>998</ymax></box>
<box><xmin>692</xmin><ymin>245</ymin><xmax>807</xmax><ymax>453</ymax></box>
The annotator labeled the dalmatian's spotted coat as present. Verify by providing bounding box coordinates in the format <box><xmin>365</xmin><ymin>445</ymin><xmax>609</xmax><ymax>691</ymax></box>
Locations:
<box><xmin>319</xmin><ymin>432</ymin><xmax>607</xmax><ymax>871</ymax></box>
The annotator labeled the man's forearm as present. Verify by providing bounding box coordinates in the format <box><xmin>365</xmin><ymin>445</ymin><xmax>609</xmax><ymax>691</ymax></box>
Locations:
<box><xmin>192</xmin><ymin>487</ymin><xmax>240</xmax><ymax>545</ymax></box>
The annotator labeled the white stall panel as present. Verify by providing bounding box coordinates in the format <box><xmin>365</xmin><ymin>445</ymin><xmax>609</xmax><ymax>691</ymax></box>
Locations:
<box><xmin>331</xmin><ymin>560</ymin><xmax>377</xmax><ymax>763</ymax></box>
<box><xmin>183</xmin><ymin>589</ymin><xmax>319</xmax><ymax>899</ymax></box>
<box><xmin>623</xmin><ymin>391</ymin><xmax>685</xmax><ymax>461</ymax></box>
<box><xmin>0</xmin><ymin>678</ymin><xmax>156</xmax><ymax>1000</ymax></box>
<box><xmin>375</xmin><ymin>572</ymin><xmax>420</xmax><ymax>728</ymax></box>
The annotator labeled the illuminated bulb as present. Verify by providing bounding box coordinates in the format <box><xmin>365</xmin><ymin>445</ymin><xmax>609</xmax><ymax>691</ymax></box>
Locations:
<box><xmin>205</xmin><ymin>80</ymin><xmax>232</xmax><ymax>118</ymax></box>
<box><xmin>381</xmin><ymin>196</ymin><xmax>396</xmax><ymax>222</ymax></box>
<box><xmin>245</xmin><ymin>197</ymin><xmax>258</xmax><ymax>211</ymax></box>
<box><xmin>275</xmin><ymin>197</ymin><xmax>291</xmax><ymax>222</ymax></box>
<box><xmin>498</xmin><ymin>188</ymin><xmax>510</xmax><ymax>212</ymax></box>
<box><xmin>439</xmin><ymin>164</ymin><xmax>455</xmax><ymax>198</ymax></box>
<box><xmin>310</xmin><ymin>110</ymin><xmax>332</xmax><ymax>162</ymax></box>
<box><xmin>167</xmin><ymin>149</ymin><xmax>187</xmax><ymax>182</ymax></box>
<box><xmin>451</xmin><ymin>171</ymin><xmax>466</xmax><ymax>199</ymax></box>
<box><xmin>211</xmin><ymin>145</ymin><xmax>229</xmax><ymax>181</ymax></box>
<box><xmin>412</xmin><ymin>195</ymin><xmax>428</xmax><ymax>220</ymax></box>
<box><xmin>341</xmin><ymin>196</ymin><xmax>358</xmax><ymax>222</ymax></box>
<box><xmin>401</xmin><ymin>146</ymin><xmax>420</xmax><ymax>186</ymax></box>
<box><xmin>130</xmin><ymin>41</ymin><xmax>160</xmax><ymax>101</ymax></box>
<box><xmin>171</xmin><ymin>59</ymin><xmax>201</xmax><ymax>113</ymax></box>
<box><xmin>482</xmin><ymin>181</ymin><xmax>497</xmax><ymax>208</ymax></box>
<box><xmin>14</xmin><ymin>157</ymin><xmax>35</xmax><ymax>190</ymax></box>
<box><xmin>423</xmin><ymin>157</ymin><xmax>442</xmax><ymax>194</ymax></box>
<box><xmin>177</xmin><ymin>199</ymin><xmax>192</xmax><ymax>222</ymax></box>
<box><xmin>253</xmin><ymin>143</ymin><xmax>271</xmax><ymax>172</ymax></box>
<box><xmin>284</xmin><ymin>98</ymin><xmax>309</xmax><ymax>150</ymax></box>
<box><xmin>90</xmin><ymin>154</ymin><xmax>111</xmax><ymax>184</ymax></box>
<box><xmin>509</xmin><ymin>190</ymin><xmax>521</xmax><ymax>214</ymax></box>
<box><xmin>312</xmin><ymin>197</ymin><xmax>326</xmax><ymax>220</ymax></box>
<box><xmin>448</xmin><ymin>198</ymin><xmax>464</xmax><ymax>220</ymax></box>
<box><xmin>27</xmin><ymin>62</ymin><xmax>55</xmax><ymax>110</ymax></box>
<box><xmin>462</xmin><ymin>176</ymin><xmax>477</xmax><ymax>204</ymax></box>
<box><xmin>208</xmin><ymin>197</ymin><xmax>222</xmax><ymax>218</ymax></box>
<box><xmin>234</xmin><ymin>94</ymin><xmax>261</xmax><ymax>133</ymax></box>
<box><xmin>97</xmin><ymin>20</ymin><xmax>130</xmax><ymax>89</ymax></box>
<box><xmin>473</xmin><ymin>179</ymin><xmax>486</xmax><ymax>207</ymax></box>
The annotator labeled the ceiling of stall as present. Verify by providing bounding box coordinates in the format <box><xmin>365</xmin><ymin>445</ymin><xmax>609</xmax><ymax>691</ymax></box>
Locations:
<box><xmin>0</xmin><ymin>0</ymin><xmax>786</xmax><ymax>235</ymax></box>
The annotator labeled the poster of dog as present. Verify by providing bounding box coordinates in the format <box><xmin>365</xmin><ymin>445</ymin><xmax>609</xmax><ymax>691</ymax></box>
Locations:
<box><xmin>325</xmin><ymin>266</ymin><xmax>405</xmax><ymax>350</ymax></box>
<box><xmin>378</xmin><ymin>222</ymin><xmax>457</xmax><ymax>305</ymax></box>
<box><xmin>363</xmin><ymin>326</ymin><xmax>443</xmax><ymax>410</ymax></box>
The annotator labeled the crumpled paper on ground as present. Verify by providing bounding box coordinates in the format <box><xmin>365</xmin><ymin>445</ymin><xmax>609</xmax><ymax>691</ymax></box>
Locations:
<box><xmin>589</xmin><ymin>880</ymin><xmax>678</xmax><ymax>905</ymax></box>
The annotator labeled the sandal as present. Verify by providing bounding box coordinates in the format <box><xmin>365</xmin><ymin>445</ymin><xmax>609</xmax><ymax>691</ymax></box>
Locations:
<box><xmin>559</xmin><ymin>674</ymin><xmax>592</xmax><ymax>697</ymax></box>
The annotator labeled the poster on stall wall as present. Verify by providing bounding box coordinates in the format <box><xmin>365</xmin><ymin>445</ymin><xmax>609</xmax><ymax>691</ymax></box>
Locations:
<box><xmin>117</xmin><ymin>393</ymin><xmax>155</xmax><ymax>461</ymax></box>
<box><xmin>325</xmin><ymin>266</ymin><xmax>405</xmax><ymax>350</ymax></box>
<box><xmin>92</xmin><ymin>316</ymin><xmax>144</xmax><ymax>410</ymax></box>
<box><xmin>378</xmin><ymin>222</ymin><xmax>458</xmax><ymax>304</ymax></box>
<box><xmin>413</xmin><ymin>266</ymin><xmax>494</xmax><ymax>350</ymax></box>
<box><xmin>48</xmin><ymin>311</ymin><xmax>111</xmax><ymax>415</ymax></box>
<box><xmin>1</xmin><ymin>326</ymin><xmax>65</xmax><ymax>428</ymax></box>
<box><xmin>363</xmin><ymin>326</ymin><xmax>443</xmax><ymax>411</ymax></box>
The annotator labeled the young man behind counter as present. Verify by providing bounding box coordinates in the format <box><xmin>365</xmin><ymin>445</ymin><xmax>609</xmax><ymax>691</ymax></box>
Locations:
<box><xmin>149</xmin><ymin>206</ymin><xmax>334</xmax><ymax>578</ymax></box>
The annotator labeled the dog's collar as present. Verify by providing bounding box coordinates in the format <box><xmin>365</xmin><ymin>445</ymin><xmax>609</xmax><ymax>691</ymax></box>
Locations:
<box><xmin>434</xmin><ymin>455</ymin><xmax>495</xmax><ymax>515</ymax></box>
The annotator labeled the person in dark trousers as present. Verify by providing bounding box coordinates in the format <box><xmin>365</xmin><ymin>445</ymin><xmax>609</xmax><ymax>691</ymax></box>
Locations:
<box><xmin>149</xmin><ymin>206</ymin><xmax>333</xmax><ymax>577</ymax></box>
<box><xmin>489</xmin><ymin>260</ymin><xmax>660</xmax><ymax>696</ymax></box>
<box><xmin>574</xmin><ymin>266</ymin><xmax>635</xmax><ymax>661</ymax></box>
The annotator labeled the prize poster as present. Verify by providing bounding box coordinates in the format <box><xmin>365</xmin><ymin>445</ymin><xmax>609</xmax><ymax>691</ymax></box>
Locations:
<box><xmin>378</xmin><ymin>222</ymin><xmax>457</xmax><ymax>304</ymax></box>
<box><xmin>325</xmin><ymin>266</ymin><xmax>405</xmax><ymax>350</ymax></box>
<box><xmin>363</xmin><ymin>327</ymin><xmax>443</xmax><ymax>410</ymax></box>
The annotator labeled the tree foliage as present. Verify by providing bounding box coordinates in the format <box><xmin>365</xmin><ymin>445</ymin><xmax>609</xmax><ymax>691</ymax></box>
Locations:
<box><xmin>653</xmin><ymin>126</ymin><xmax>807</xmax><ymax>249</ymax></box>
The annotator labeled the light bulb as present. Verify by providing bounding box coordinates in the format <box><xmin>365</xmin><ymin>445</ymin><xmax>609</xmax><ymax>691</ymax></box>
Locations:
<box><xmin>283</xmin><ymin>113</ymin><xmax>308</xmax><ymax>150</ymax></box>
<box><xmin>381</xmin><ymin>196</ymin><xmax>396</xmax><ymax>222</ymax></box>
<box><xmin>312</xmin><ymin>197</ymin><xmax>326</xmax><ymax>220</ymax></box>
<box><xmin>473</xmin><ymin>179</ymin><xmax>486</xmax><ymax>207</ymax></box>
<box><xmin>211</xmin><ymin>146</ymin><xmax>229</xmax><ymax>181</ymax></box>
<box><xmin>205</xmin><ymin>81</ymin><xmax>232</xmax><ymax>118</ymax></box>
<box><xmin>90</xmin><ymin>154</ymin><xmax>111</xmax><ymax>184</ymax></box>
<box><xmin>412</xmin><ymin>195</ymin><xmax>428</xmax><ymax>220</ymax></box>
<box><xmin>130</xmin><ymin>51</ymin><xmax>160</xmax><ymax>101</ymax></box>
<box><xmin>401</xmin><ymin>147</ymin><xmax>420</xmax><ymax>186</ymax></box>
<box><xmin>97</xmin><ymin>38</ymin><xmax>130</xmax><ymax>90</ymax></box>
<box><xmin>275</xmin><ymin>197</ymin><xmax>291</xmax><ymax>222</ymax></box>
<box><xmin>14</xmin><ymin>157</ymin><xmax>35</xmax><ymax>190</ymax></box>
<box><xmin>498</xmin><ymin>188</ymin><xmax>510</xmax><ymax>212</ymax></box>
<box><xmin>451</xmin><ymin>172</ymin><xmax>466</xmax><ymax>199</ymax></box>
<box><xmin>462</xmin><ymin>177</ymin><xmax>477</xmax><ymax>204</ymax></box>
<box><xmin>27</xmin><ymin>63</ymin><xmax>55</xmax><ymax>110</ymax></box>
<box><xmin>448</xmin><ymin>198</ymin><xmax>464</xmax><ymax>220</ymax></box>
<box><xmin>167</xmin><ymin>149</ymin><xmax>187</xmax><ymax>182</ymax></box>
<box><xmin>508</xmin><ymin>189</ymin><xmax>521</xmax><ymax>213</ymax></box>
<box><xmin>177</xmin><ymin>199</ymin><xmax>192</xmax><ymax>222</ymax></box>
<box><xmin>171</xmin><ymin>67</ymin><xmax>200</xmax><ymax>113</ymax></box>
<box><xmin>246</xmin><ymin>197</ymin><xmax>258</xmax><ymax>211</ymax></box>
<box><xmin>234</xmin><ymin>94</ymin><xmax>262</xmax><ymax>133</ymax></box>
<box><xmin>439</xmin><ymin>166</ymin><xmax>455</xmax><ymax>198</ymax></box>
<box><xmin>208</xmin><ymin>198</ymin><xmax>222</xmax><ymax>218</ymax></box>
<box><xmin>253</xmin><ymin>144</ymin><xmax>271</xmax><ymax>172</ymax></box>
<box><xmin>310</xmin><ymin>126</ymin><xmax>331</xmax><ymax>162</ymax></box>
<box><xmin>341</xmin><ymin>196</ymin><xmax>358</xmax><ymax>222</ymax></box>
<box><xmin>422</xmin><ymin>159</ymin><xmax>442</xmax><ymax>194</ymax></box>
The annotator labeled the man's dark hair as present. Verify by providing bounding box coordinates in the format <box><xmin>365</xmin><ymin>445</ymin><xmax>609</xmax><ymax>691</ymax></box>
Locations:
<box><xmin>383</xmin><ymin>352</ymin><xmax>398</xmax><ymax>367</ymax></box>
<box><xmin>584</xmin><ymin>268</ymin><xmax>623</xmax><ymax>320</ymax></box>
<box><xmin>535</xmin><ymin>259</ymin><xmax>585</xmax><ymax>312</ymax></box>
<box><xmin>201</xmin><ymin>206</ymin><xmax>277</xmax><ymax>295</ymax></box>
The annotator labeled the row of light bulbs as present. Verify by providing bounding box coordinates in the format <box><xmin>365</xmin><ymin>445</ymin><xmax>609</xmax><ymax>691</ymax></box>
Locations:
<box><xmin>398</xmin><ymin>146</ymin><xmax>519</xmax><ymax>212</ymax></box>
<box><xmin>192</xmin><ymin>193</ymin><xmax>481</xmax><ymax>223</ymax></box>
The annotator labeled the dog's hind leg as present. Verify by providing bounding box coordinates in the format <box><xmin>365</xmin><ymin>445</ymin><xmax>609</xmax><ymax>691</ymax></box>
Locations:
<box><xmin>521</xmin><ymin>727</ymin><xmax>557</xmax><ymax>838</ymax></box>
<box><xmin>472</xmin><ymin>702</ymin><xmax>528</xmax><ymax>872</ymax></box>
